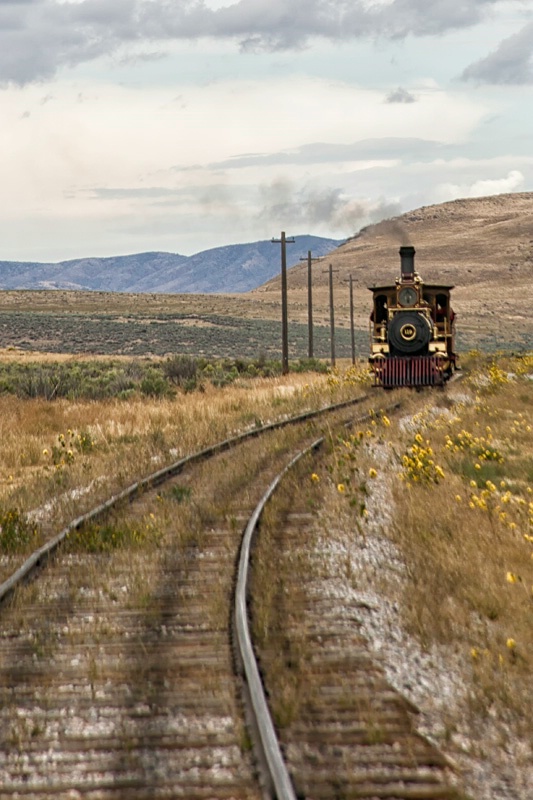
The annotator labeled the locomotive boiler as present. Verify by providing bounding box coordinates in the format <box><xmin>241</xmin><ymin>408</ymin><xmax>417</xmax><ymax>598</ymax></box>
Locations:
<box><xmin>369</xmin><ymin>246</ymin><xmax>457</xmax><ymax>388</ymax></box>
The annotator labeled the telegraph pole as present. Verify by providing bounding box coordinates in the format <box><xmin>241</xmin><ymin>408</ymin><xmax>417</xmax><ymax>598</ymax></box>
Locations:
<box><xmin>271</xmin><ymin>231</ymin><xmax>295</xmax><ymax>374</ymax></box>
<box><xmin>349</xmin><ymin>274</ymin><xmax>356</xmax><ymax>365</ymax></box>
<box><xmin>299</xmin><ymin>251</ymin><xmax>322</xmax><ymax>359</ymax></box>
<box><xmin>323</xmin><ymin>263</ymin><xmax>339</xmax><ymax>368</ymax></box>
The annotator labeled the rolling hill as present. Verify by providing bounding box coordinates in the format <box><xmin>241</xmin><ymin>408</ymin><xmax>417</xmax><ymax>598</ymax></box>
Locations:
<box><xmin>254</xmin><ymin>192</ymin><xmax>533</xmax><ymax>352</ymax></box>
<box><xmin>0</xmin><ymin>236</ymin><xmax>343</xmax><ymax>294</ymax></box>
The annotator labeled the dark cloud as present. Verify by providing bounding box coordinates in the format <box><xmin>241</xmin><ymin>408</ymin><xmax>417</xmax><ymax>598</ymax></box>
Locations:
<box><xmin>461</xmin><ymin>21</ymin><xmax>533</xmax><ymax>84</ymax></box>
<box><xmin>0</xmin><ymin>0</ymin><xmax>507</xmax><ymax>84</ymax></box>
<box><xmin>385</xmin><ymin>87</ymin><xmax>416</xmax><ymax>103</ymax></box>
<box><xmin>366</xmin><ymin>0</ymin><xmax>499</xmax><ymax>39</ymax></box>
<box><xmin>257</xmin><ymin>178</ymin><xmax>401</xmax><ymax>234</ymax></box>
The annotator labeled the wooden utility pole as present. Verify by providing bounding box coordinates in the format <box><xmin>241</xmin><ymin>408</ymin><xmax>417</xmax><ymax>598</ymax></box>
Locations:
<box><xmin>299</xmin><ymin>251</ymin><xmax>322</xmax><ymax>359</ymax></box>
<box><xmin>349</xmin><ymin>274</ymin><xmax>356</xmax><ymax>365</ymax></box>
<box><xmin>323</xmin><ymin>263</ymin><xmax>339</xmax><ymax>368</ymax></box>
<box><xmin>271</xmin><ymin>231</ymin><xmax>295</xmax><ymax>374</ymax></box>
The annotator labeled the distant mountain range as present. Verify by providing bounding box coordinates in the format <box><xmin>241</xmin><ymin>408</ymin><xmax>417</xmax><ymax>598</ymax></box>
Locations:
<box><xmin>0</xmin><ymin>236</ymin><xmax>343</xmax><ymax>294</ymax></box>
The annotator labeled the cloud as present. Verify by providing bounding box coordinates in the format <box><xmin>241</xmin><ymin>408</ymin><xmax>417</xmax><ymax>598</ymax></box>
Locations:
<box><xmin>210</xmin><ymin>138</ymin><xmax>450</xmax><ymax>170</ymax></box>
<box><xmin>257</xmin><ymin>178</ymin><xmax>401</xmax><ymax>235</ymax></box>
<box><xmin>461</xmin><ymin>21</ymin><xmax>533</xmax><ymax>84</ymax></box>
<box><xmin>435</xmin><ymin>169</ymin><xmax>525</xmax><ymax>202</ymax></box>
<box><xmin>0</xmin><ymin>0</ymin><xmax>505</xmax><ymax>84</ymax></box>
<box><xmin>385</xmin><ymin>87</ymin><xmax>416</xmax><ymax>103</ymax></box>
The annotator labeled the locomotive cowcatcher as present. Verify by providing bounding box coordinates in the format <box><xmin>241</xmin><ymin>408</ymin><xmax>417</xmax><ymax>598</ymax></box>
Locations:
<box><xmin>369</xmin><ymin>246</ymin><xmax>457</xmax><ymax>388</ymax></box>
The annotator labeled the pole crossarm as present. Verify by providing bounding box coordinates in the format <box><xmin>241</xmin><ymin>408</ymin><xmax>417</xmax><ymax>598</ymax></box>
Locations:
<box><xmin>271</xmin><ymin>232</ymin><xmax>295</xmax><ymax>375</ymax></box>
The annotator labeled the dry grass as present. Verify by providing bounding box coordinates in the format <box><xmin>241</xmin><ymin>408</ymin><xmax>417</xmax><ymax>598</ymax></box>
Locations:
<box><xmin>389</xmin><ymin>355</ymin><xmax>533</xmax><ymax>730</ymax></box>
<box><xmin>318</xmin><ymin>352</ymin><xmax>533</xmax><ymax>745</ymax></box>
<box><xmin>0</xmin><ymin>365</ymin><xmax>369</xmax><ymax>573</ymax></box>
<box><xmin>250</xmin><ymin>465</ymin><xmax>318</xmax><ymax>728</ymax></box>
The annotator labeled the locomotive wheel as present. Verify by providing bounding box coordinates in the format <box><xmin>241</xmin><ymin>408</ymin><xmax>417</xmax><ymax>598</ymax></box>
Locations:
<box><xmin>388</xmin><ymin>311</ymin><xmax>432</xmax><ymax>355</ymax></box>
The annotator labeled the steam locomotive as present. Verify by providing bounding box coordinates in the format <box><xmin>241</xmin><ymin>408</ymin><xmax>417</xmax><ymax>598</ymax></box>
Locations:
<box><xmin>369</xmin><ymin>246</ymin><xmax>457</xmax><ymax>388</ymax></box>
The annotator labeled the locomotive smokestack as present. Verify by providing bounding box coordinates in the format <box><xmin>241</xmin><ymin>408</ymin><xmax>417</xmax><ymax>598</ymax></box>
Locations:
<box><xmin>399</xmin><ymin>245</ymin><xmax>415</xmax><ymax>281</ymax></box>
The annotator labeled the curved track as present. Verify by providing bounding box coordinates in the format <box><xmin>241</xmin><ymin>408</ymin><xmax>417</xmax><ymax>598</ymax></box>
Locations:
<box><xmin>0</xmin><ymin>393</ymin><xmax>460</xmax><ymax>799</ymax></box>
<box><xmin>0</xmin><ymin>396</ymin><xmax>366</xmax><ymax>606</ymax></box>
<box><xmin>235</xmin><ymin>437</ymin><xmax>323</xmax><ymax>800</ymax></box>
<box><xmin>0</xmin><ymin>396</ymin><xmax>368</xmax><ymax>798</ymax></box>
<box><xmin>247</xmin><ymin>444</ymin><xmax>459</xmax><ymax>799</ymax></box>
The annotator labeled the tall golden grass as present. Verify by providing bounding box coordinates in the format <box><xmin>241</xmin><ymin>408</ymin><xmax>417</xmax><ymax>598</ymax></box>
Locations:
<box><xmin>0</xmin><ymin>367</ymin><xmax>366</xmax><ymax>562</ymax></box>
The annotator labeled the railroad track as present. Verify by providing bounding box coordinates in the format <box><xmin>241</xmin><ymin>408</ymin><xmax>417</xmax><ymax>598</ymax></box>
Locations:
<box><xmin>0</xmin><ymin>394</ymin><xmax>460</xmax><ymax>798</ymax></box>
<box><xmin>246</xmin><ymin>444</ymin><xmax>460</xmax><ymax>800</ymax></box>
<box><xmin>0</xmin><ymin>396</ymin><xmax>364</xmax><ymax>798</ymax></box>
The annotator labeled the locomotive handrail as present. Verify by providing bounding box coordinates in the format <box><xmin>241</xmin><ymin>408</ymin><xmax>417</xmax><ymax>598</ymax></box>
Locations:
<box><xmin>0</xmin><ymin>393</ymin><xmax>369</xmax><ymax>604</ymax></box>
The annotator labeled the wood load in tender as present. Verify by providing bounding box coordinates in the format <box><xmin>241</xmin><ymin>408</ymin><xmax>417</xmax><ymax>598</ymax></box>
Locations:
<box><xmin>369</xmin><ymin>245</ymin><xmax>457</xmax><ymax>388</ymax></box>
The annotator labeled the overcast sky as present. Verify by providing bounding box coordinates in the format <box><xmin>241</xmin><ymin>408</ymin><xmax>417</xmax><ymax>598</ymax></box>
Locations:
<box><xmin>0</xmin><ymin>0</ymin><xmax>532</xmax><ymax>261</ymax></box>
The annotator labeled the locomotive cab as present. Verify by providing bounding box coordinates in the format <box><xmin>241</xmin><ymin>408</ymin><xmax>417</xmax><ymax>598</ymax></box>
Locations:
<box><xmin>369</xmin><ymin>246</ymin><xmax>456</xmax><ymax>388</ymax></box>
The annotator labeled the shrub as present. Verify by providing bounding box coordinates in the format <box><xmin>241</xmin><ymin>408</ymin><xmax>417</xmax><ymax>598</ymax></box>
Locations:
<box><xmin>139</xmin><ymin>368</ymin><xmax>172</xmax><ymax>397</ymax></box>
<box><xmin>163</xmin><ymin>355</ymin><xmax>198</xmax><ymax>387</ymax></box>
<box><xmin>0</xmin><ymin>507</ymin><xmax>39</xmax><ymax>553</ymax></box>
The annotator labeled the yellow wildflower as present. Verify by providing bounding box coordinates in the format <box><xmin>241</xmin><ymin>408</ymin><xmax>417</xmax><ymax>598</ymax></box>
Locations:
<box><xmin>311</xmin><ymin>473</ymin><xmax>320</xmax><ymax>483</ymax></box>
<box><xmin>368</xmin><ymin>468</ymin><xmax>377</xmax><ymax>479</ymax></box>
<box><xmin>337</xmin><ymin>483</ymin><xmax>346</xmax><ymax>493</ymax></box>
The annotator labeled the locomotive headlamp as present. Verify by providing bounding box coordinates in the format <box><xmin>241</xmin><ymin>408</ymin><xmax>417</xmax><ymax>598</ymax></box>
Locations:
<box><xmin>400</xmin><ymin>323</ymin><xmax>417</xmax><ymax>341</ymax></box>
<box><xmin>398</xmin><ymin>287</ymin><xmax>417</xmax><ymax>306</ymax></box>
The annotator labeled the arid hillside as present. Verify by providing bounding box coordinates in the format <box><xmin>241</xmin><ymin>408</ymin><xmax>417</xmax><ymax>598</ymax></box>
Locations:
<box><xmin>254</xmin><ymin>192</ymin><xmax>533</xmax><ymax>351</ymax></box>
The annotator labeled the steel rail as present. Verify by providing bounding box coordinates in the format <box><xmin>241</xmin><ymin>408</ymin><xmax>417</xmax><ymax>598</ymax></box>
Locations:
<box><xmin>235</xmin><ymin>436</ymin><xmax>324</xmax><ymax>800</ymax></box>
<box><xmin>234</xmin><ymin>402</ymin><xmax>401</xmax><ymax>800</ymax></box>
<box><xmin>0</xmin><ymin>393</ymin><xmax>368</xmax><ymax>604</ymax></box>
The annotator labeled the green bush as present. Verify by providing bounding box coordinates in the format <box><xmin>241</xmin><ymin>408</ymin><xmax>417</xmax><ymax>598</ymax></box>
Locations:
<box><xmin>139</xmin><ymin>368</ymin><xmax>172</xmax><ymax>397</ymax></box>
<box><xmin>0</xmin><ymin>355</ymin><xmax>329</xmax><ymax>401</ymax></box>
<box><xmin>0</xmin><ymin>507</ymin><xmax>39</xmax><ymax>553</ymax></box>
